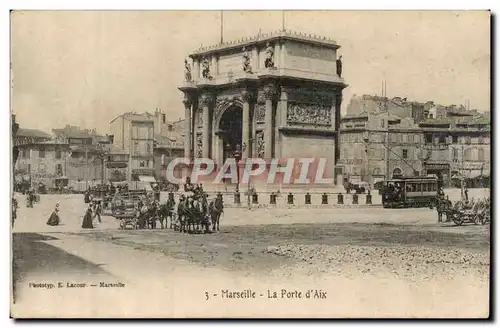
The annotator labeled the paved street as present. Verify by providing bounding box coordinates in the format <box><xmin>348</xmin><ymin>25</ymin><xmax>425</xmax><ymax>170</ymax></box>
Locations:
<box><xmin>11</xmin><ymin>189</ymin><xmax>490</xmax><ymax>318</ymax></box>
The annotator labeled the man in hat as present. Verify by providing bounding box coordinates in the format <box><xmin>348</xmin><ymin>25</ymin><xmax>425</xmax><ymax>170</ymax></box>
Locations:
<box><xmin>93</xmin><ymin>200</ymin><xmax>102</xmax><ymax>224</ymax></box>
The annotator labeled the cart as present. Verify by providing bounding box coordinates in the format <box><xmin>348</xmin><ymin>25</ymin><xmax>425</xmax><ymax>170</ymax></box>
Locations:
<box><xmin>111</xmin><ymin>192</ymin><xmax>144</xmax><ymax>230</ymax></box>
<box><xmin>115</xmin><ymin>213</ymin><xmax>138</xmax><ymax>230</ymax></box>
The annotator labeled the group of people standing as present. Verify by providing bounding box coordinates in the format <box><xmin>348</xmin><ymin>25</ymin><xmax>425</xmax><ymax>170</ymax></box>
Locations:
<box><xmin>25</xmin><ymin>187</ymin><xmax>37</xmax><ymax>208</ymax></box>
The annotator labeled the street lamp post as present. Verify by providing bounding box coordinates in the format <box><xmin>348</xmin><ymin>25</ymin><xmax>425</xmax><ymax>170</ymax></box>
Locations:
<box><xmin>363</xmin><ymin>132</ymin><xmax>370</xmax><ymax>185</ymax></box>
<box><xmin>234</xmin><ymin>144</ymin><xmax>242</xmax><ymax>193</ymax></box>
<box><xmin>225</xmin><ymin>143</ymin><xmax>242</xmax><ymax>205</ymax></box>
<box><xmin>96</xmin><ymin>144</ymin><xmax>108</xmax><ymax>185</ymax></box>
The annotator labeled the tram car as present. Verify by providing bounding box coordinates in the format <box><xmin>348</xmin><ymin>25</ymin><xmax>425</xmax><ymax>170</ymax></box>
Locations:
<box><xmin>380</xmin><ymin>175</ymin><xmax>439</xmax><ymax>208</ymax></box>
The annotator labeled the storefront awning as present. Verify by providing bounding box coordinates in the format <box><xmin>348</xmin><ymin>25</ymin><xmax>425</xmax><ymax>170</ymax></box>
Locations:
<box><xmin>467</xmin><ymin>171</ymin><xmax>482</xmax><ymax>179</ymax></box>
<box><xmin>138</xmin><ymin>175</ymin><xmax>156</xmax><ymax>183</ymax></box>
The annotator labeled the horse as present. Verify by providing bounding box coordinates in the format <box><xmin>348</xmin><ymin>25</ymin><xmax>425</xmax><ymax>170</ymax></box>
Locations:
<box><xmin>209</xmin><ymin>196</ymin><xmax>224</xmax><ymax>232</ymax></box>
<box><xmin>158</xmin><ymin>196</ymin><xmax>176</xmax><ymax>229</ymax></box>
<box><xmin>146</xmin><ymin>201</ymin><xmax>161</xmax><ymax>229</ymax></box>
<box><xmin>137</xmin><ymin>204</ymin><xmax>149</xmax><ymax>229</ymax></box>
<box><xmin>183</xmin><ymin>197</ymin><xmax>210</xmax><ymax>234</ymax></box>
<box><xmin>176</xmin><ymin>197</ymin><xmax>188</xmax><ymax>232</ymax></box>
<box><xmin>197</xmin><ymin>196</ymin><xmax>210</xmax><ymax>233</ymax></box>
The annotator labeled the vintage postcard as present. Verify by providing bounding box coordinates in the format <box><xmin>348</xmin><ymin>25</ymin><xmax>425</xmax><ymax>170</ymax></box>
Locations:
<box><xmin>10</xmin><ymin>10</ymin><xmax>491</xmax><ymax>318</ymax></box>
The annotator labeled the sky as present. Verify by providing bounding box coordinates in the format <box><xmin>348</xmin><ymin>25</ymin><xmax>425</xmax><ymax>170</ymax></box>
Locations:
<box><xmin>11</xmin><ymin>10</ymin><xmax>490</xmax><ymax>134</ymax></box>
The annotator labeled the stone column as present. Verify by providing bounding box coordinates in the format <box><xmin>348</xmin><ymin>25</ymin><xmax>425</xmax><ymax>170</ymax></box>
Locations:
<box><xmin>241</xmin><ymin>90</ymin><xmax>251</xmax><ymax>159</ymax></box>
<box><xmin>335</xmin><ymin>93</ymin><xmax>342</xmax><ymax>132</ymax></box>
<box><xmin>331</xmin><ymin>94</ymin><xmax>336</xmax><ymax>129</ymax></box>
<box><xmin>334</xmin><ymin>93</ymin><xmax>343</xmax><ymax>176</ymax></box>
<box><xmin>200</xmin><ymin>95</ymin><xmax>213</xmax><ymax>158</ymax></box>
<box><xmin>275</xmin><ymin>88</ymin><xmax>287</xmax><ymax>158</ymax></box>
<box><xmin>183</xmin><ymin>96</ymin><xmax>192</xmax><ymax>159</ymax></box>
<box><xmin>263</xmin><ymin>86</ymin><xmax>275</xmax><ymax>159</ymax></box>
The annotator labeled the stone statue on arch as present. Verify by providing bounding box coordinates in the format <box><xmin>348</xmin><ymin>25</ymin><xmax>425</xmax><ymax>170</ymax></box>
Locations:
<box><xmin>202</xmin><ymin>57</ymin><xmax>212</xmax><ymax>79</ymax></box>
<box><xmin>336</xmin><ymin>55</ymin><xmax>343</xmax><ymax>77</ymax></box>
<box><xmin>242</xmin><ymin>47</ymin><xmax>252</xmax><ymax>74</ymax></box>
<box><xmin>184</xmin><ymin>58</ymin><xmax>192</xmax><ymax>82</ymax></box>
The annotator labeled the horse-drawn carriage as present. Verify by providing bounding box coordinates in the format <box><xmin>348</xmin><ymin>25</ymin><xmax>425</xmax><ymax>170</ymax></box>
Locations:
<box><xmin>111</xmin><ymin>190</ymin><xmax>147</xmax><ymax>230</ymax></box>
<box><xmin>174</xmin><ymin>190</ymin><xmax>224</xmax><ymax>234</ymax></box>
<box><xmin>445</xmin><ymin>198</ymin><xmax>490</xmax><ymax>226</ymax></box>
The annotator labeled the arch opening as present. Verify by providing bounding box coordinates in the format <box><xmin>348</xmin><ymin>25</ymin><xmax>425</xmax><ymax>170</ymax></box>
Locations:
<box><xmin>218</xmin><ymin>105</ymin><xmax>242</xmax><ymax>161</ymax></box>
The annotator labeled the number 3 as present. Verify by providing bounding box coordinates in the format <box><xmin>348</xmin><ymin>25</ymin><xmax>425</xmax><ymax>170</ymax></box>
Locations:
<box><xmin>205</xmin><ymin>292</ymin><xmax>209</xmax><ymax>300</ymax></box>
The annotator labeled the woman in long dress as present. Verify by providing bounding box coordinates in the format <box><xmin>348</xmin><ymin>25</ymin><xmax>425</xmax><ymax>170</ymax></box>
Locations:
<box><xmin>46</xmin><ymin>203</ymin><xmax>61</xmax><ymax>226</ymax></box>
<box><xmin>81</xmin><ymin>204</ymin><xmax>94</xmax><ymax>229</ymax></box>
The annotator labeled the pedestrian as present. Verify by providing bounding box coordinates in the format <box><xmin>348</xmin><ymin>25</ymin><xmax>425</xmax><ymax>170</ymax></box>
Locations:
<box><xmin>82</xmin><ymin>204</ymin><xmax>94</xmax><ymax>229</ymax></box>
<box><xmin>26</xmin><ymin>188</ymin><xmax>34</xmax><ymax>208</ymax></box>
<box><xmin>46</xmin><ymin>202</ymin><xmax>61</xmax><ymax>226</ymax></box>
<box><xmin>436</xmin><ymin>197</ymin><xmax>443</xmax><ymax>223</ymax></box>
<box><xmin>464</xmin><ymin>188</ymin><xmax>469</xmax><ymax>202</ymax></box>
<box><xmin>93</xmin><ymin>200</ymin><xmax>102</xmax><ymax>224</ymax></box>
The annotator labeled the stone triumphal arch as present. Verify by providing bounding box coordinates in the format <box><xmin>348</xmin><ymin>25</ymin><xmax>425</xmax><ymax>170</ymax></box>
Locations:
<box><xmin>179</xmin><ymin>30</ymin><xmax>347</xmax><ymax>185</ymax></box>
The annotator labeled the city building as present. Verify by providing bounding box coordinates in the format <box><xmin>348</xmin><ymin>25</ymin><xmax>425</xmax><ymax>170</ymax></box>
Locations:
<box><xmin>419</xmin><ymin>113</ymin><xmax>491</xmax><ymax>188</ymax></box>
<box><xmin>154</xmin><ymin>134</ymin><xmax>185</xmax><ymax>181</ymax></box>
<box><xmin>179</xmin><ymin>30</ymin><xmax>347</xmax><ymax>187</ymax></box>
<box><xmin>52</xmin><ymin>125</ymin><xmax>108</xmax><ymax>187</ymax></box>
<box><xmin>151</xmin><ymin>108</ymin><xmax>186</xmax><ymax>180</ymax></box>
<box><xmin>345</xmin><ymin>94</ymin><xmax>428</xmax><ymax>124</ymax></box>
<box><xmin>338</xmin><ymin>111</ymin><xmax>425</xmax><ymax>185</ymax></box>
<box><xmin>14</xmin><ymin>128</ymin><xmax>68</xmax><ymax>189</ymax></box>
<box><xmin>105</xmin><ymin>144</ymin><xmax>129</xmax><ymax>183</ymax></box>
<box><xmin>109</xmin><ymin>112</ymin><xmax>155</xmax><ymax>182</ymax></box>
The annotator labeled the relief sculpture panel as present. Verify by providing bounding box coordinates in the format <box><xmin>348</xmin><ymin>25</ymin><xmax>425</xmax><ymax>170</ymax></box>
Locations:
<box><xmin>286</xmin><ymin>102</ymin><xmax>332</xmax><ymax>126</ymax></box>
<box><xmin>254</xmin><ymin>103</ymin><xmax>266</xmax><ymax>123</ymax></box>
<box><xmin>196</xmin><ymin>134</ymin><xmax>203</xmax><ymax>158</ymax></box>
<box><xmin>195</xmin><ymin>108</ymin><xmax>203</xmax><ymax>126</ymax></box>
<box><xmin>255</xmin><ymin>131</ymin><xmax>264</xmax><ymax>158</ymax></box>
